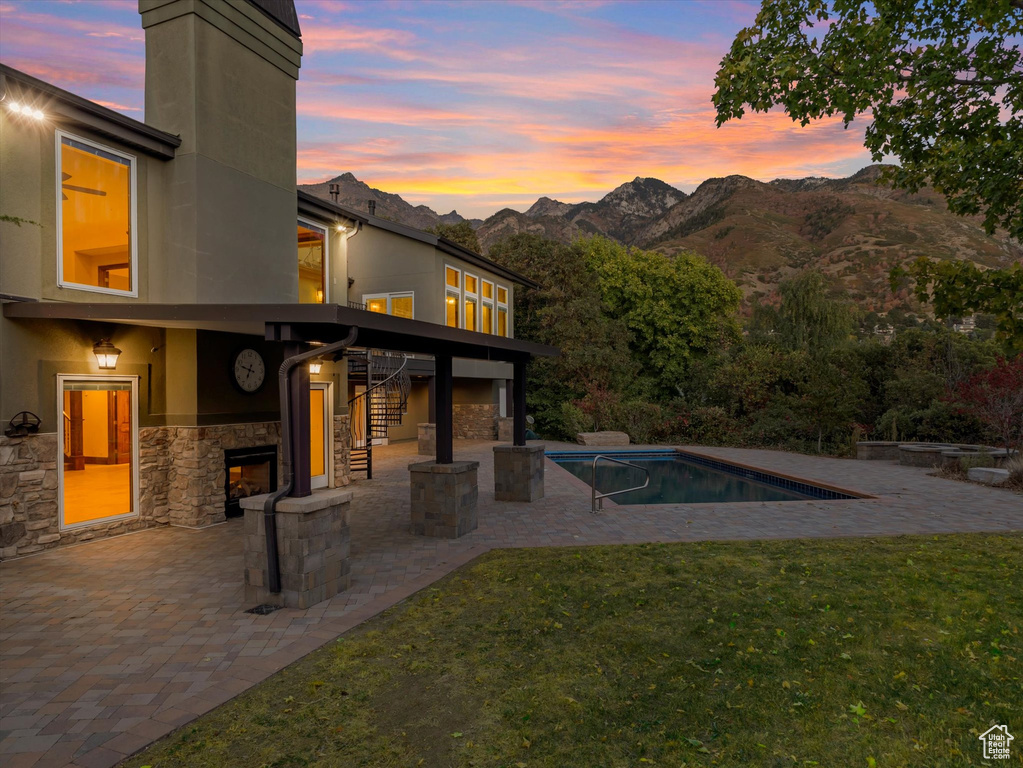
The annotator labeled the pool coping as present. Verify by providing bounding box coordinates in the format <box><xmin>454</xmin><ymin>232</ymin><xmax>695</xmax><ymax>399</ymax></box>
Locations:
<box><xmin>544</xmin><ymin>446</ymin><xmax>877</xmax><ymax>506</ymax></box>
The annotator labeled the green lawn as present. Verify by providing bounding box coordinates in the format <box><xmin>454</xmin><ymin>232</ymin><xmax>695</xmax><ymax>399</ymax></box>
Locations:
<box><xmin>127</xmin><ymin>534</ymin><xmax>1023</xmax><ymax>767</ymax></box>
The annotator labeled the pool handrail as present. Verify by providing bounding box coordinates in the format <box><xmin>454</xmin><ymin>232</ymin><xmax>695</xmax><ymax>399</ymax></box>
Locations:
<box><xmin>591</xmin><ymin>454</ymin><xmax>650</xmax><ymax>512</ymax></box>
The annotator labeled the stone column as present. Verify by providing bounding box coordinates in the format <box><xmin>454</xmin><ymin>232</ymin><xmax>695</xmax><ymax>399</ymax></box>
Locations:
<box><xmin>240</xmin><ymin>488</ymin><xmax>352</xmax><ymax>609</ymax></box>
<box><xmin>409</xmin><ymin>460</ymin><xmax>478</xmax><ymax>538</ymax></box>
<box><xmin>418</xmin><ymin>423</ymin><xmax>436</xmax><ymax>456</ymax></box>
<box><xmin>493</xmin><ymin>444</ymin><xmax>545</xmax><ymax>502</ymax></box>
<box><xmin>496</xmin><ymin>417</ymin><xmax>514</xmax><ymax>443</ymax></box>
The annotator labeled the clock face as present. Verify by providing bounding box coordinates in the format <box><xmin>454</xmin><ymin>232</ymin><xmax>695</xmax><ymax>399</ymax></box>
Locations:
<box><xmin>232</xmin><ymin>348</ymin><xmax>266</xmax><ymax>393</ymax></box>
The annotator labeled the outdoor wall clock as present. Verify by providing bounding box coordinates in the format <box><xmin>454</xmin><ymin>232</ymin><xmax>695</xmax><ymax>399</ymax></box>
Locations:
<box><xmin>231</xmin><ymin>348</ymin><xmax>266</xmax><ymax>393</ymax></box>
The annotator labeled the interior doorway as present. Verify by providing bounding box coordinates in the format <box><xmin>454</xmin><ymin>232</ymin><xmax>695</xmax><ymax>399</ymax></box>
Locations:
<box><xmin>58</xmin><ymin>375</ymin><xmax>139</xmax><ymax>528</ymax></box>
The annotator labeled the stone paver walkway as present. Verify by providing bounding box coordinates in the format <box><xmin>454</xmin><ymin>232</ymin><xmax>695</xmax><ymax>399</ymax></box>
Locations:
<box><xmin>1</xmin><ymin>441</ymin><xmax>1020</xmax><ymax>767</ymax></box>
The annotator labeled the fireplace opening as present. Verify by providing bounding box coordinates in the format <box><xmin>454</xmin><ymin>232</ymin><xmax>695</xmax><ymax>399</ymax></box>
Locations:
<box><xmin>224</xmin><ymin>445</ymin><xmax>278</xmax><ymax>518</ymax></box>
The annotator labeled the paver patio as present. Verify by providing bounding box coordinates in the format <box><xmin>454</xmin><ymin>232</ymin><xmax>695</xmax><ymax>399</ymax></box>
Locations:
<box><xmin>1</xmin><ymin>440</ymin><xmax>1020</xmax><ymax>768</ymax></box>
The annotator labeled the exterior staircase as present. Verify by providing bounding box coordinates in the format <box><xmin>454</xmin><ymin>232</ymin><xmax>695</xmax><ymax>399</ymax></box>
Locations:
<box><xmin>347</xmin><ymin>352</ymin><xmax>411</xmax><ymax>479</ymax></box>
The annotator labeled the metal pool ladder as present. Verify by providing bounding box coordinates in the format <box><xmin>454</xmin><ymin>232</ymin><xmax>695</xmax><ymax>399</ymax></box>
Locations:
<box><xmin>591</xmin><ymin>455</ymin><xmax>650</xmax><ymax>512</ymax></box>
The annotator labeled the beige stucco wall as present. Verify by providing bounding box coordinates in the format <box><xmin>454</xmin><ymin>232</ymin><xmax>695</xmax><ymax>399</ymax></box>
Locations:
<box><xmin>0</xmin><ymin>318</ymin><xmax>168</xmax><ymax>429</ymax></box>
<box><xmin>141</xmin><ymin>0</ymin><xmax>302</xmax><ymax>304</ymax></box>
<box><xmin>347</xmin><ymin>227</ymin><xmax>440</xmax><ymax>321</ymax></box>
<box><xmin>346</xmin><ymin>225</ymin><xmax>516</xmax><ymax>336</ymax></box>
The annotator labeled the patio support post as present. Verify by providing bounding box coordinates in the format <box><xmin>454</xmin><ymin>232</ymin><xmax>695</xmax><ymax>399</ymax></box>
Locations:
<box><xmin>513</xmin><ymin>359</ymin><xmax>527</xmax><ymax>447</ymax></box>
<box><xmin>436</xmin><ymin>353</ymin><xmax>453</xmax><ymax>464</ymax></box>
<box><xmin>428</xmin><ymin>374</ymin><xmax>437</xmax><ymax>422</ymax></box>
<box><xmin>288</xmin><ymin>343</ymin><xmax>312</xmax><ymax>498</ymax></box>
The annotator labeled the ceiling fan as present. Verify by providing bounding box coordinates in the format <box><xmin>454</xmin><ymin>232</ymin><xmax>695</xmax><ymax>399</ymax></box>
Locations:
<box><xmin>61</xmin><ymin>172</ymin><xmax>106</xmax><ymax>201</ymax></box>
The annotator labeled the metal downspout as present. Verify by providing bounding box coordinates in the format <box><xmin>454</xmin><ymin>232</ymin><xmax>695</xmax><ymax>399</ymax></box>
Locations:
<box><xmin>264</xmin><ymin>327</ymin><xmax>359</xmax><ymax>594</ymax></box>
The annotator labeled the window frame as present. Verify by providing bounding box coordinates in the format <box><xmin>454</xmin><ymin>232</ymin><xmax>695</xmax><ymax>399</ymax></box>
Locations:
<box><xmin>496</xmin><ymin>284</ymin><xmax>510</xmax><ymax>337</ymax></box>
<box><xmin>480</xmin><ymin>279</ymin><xmax>495</xmax><ymax>334</ymax></box>
<box><xmin>297</xmin><ymin>216</ymin><xmax>330</xmax><ymax>304</ymax></box>
<box><xmin>362</xmin><ymin>291</ymin><xmax>415</xmax><ymax>319</ymax></box>
<box><xmin>444</xmin><ymin>264</ymin><xmax>462</xmax><ymax>328</ymax></box>
<box><xmin>463</xmin><ymin>271</ymin><xmax>479</xmax><ymax>332</ymax></box>
<box><xmin>56</xmin><ymin>130</ymin><xmax>139</xmax><ymax>298</ymax></box>
<box><xmin>56</xmin><ymin>373</ymin><xmax>140</xmax><ymax>531</ymax></box>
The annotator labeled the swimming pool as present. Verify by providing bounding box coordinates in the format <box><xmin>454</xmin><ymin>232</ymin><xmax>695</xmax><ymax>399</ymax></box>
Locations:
<box><xmin>546</xmin><ymin>450</ymin><xmax>859</xmax><ymax>505</ymax></box>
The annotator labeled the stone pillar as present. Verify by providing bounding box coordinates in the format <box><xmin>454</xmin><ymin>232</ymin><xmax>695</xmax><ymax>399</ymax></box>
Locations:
<box><xmin>493</xmin><ymin>444</ymin><xmax>545</xmax><ymax>502</ymax></box>
<box><xmin>497</xmin><ymin>417</ymin><xmax>514</xmax><ymax>443</ymax></box>
<box><xmin>418</xmin><ymin>423</ymin><xmax>436</xmax><ymax>455</ymax></box>
<box><xmin>409</xmin><ymin>460</ymin><xmax>478</xmax><ymax>538</ymax></box>
<box><xmin>240</xmin><ymin>488</ymin><xmax>352</xmax><ymax>609</ymax></box>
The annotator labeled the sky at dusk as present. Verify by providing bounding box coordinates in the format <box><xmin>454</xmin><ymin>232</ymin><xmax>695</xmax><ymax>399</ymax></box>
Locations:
<box><xmin>0</xmin><ymin>0</ymin><xmax>878</xmax><ymax>218</ymax></box>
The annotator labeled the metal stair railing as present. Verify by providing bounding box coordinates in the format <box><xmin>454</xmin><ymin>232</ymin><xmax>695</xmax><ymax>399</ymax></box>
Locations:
<box><xmin>590</xmin><ymin>455</ymin><xmax>650</xmax><ymax>512</ymax></box>
<box><xmin>348</xmin><ymin>353</ymin><xmax>410</xmax><ymax>479</ymax></box>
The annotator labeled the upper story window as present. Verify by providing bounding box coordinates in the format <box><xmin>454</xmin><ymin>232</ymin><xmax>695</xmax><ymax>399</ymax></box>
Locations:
<box><xmin>463</xmin><ymin>272</ymin><xmax>478</xmax><ymax>332</ymax></box>
<box><xmin>497</xmin><ymin>285</ymin><xmax>509</xmax><ymax>337</ymax></box>
<box><xmin>445</xmin><ymin>266</ymin><xmax>460</xmax><ymax>328</ymax></box>
<box><xmin>481</xmin><ymin>280</ymin><xmax>494</xmax><ymax>334</ymax></box>
<box><xmin>297</xmin><ymin>219</ymin><xmax>327</xmax><ymax>303</ymax></box>
<box><xmin>365</xmin><ymin>292</ymin><xmax>414</xmax><ymax>319</ymax></box>
<box><xmin>57</xmin><ymin>132</ymin><xmax>137</xmax><ymax>296</ymax></box>
<box><xmin>444</xmin><ymin>264</ymin><xmax>510</xmax><ymax>336</ymax></box>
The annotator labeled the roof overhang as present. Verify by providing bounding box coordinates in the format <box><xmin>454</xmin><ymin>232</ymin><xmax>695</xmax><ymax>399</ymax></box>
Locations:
<box><xmin>296</xmin><ymin>190</ymin><xmax>541</xmax><ymax>290</ymax></box>
<box><xmin>2</xmin><ymin>301</ymin><xmax>558</xmax><ymax>363</ymax></box>
<box><xmin>1</xmin><ymin>65</ymin><xmax>181</xmax><ymax>160</ymax></box>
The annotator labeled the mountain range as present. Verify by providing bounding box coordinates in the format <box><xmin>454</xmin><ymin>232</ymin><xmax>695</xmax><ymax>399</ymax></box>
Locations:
<box><xmin>300</xmin><ymin>167</ymin><xmax>1022</xmax><ymax>309</ymax></box>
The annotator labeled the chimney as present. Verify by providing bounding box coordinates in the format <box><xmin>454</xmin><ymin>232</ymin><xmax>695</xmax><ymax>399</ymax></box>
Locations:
<box><xmin>328</xmin><ymin>182</ymin><xmax>340</xmax><ymax>203</ymax></box>
<box><xmin>139</xmin><ymin>0</ymin><xmax>303</xmax><ymax>303</ymax></box>
<box><xmin>368</xmin><ymin>200</ymin><xmax>377</xmax><ymax>216</ymax></box>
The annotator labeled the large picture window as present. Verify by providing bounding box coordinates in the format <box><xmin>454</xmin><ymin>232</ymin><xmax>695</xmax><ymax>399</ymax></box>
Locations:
<box><xmin>57</xmin><ymin>132</ymin><xmax>137</xmax><ymax>296</ymax></box>
<box><xmin>58</xmin><ymin>375</ymin><xmax>139</xmax><ymax>529</ymax></box>
<box><xmin>298</xmin><ymin>219</ymin><xmax>327</xmax><ymax>303</ymax></box>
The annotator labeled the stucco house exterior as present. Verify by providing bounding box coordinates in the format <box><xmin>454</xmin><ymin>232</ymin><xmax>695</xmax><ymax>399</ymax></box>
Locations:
<box><xmin>0</xmin><ymin>0</ymin><xmax>548</xmax><ymax>561</ymax></box>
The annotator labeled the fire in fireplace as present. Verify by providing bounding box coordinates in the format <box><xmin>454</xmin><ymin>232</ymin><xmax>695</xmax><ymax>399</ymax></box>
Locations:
<box><xmin>224</xmin><ymin>445</ymin><xmax>278</xmax><ymax>518</ymax></box>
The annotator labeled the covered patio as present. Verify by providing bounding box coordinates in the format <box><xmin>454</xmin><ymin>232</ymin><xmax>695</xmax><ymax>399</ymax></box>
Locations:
<box><xmin>2</xmin><ymin>440</ymin><xmax>1022</xmax><ymax>767</ymax></box>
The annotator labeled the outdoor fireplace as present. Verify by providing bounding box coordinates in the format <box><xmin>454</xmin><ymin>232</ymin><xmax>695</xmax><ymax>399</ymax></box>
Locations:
<box><xmin>224</xmin><ymin>445</ymin><xmax>278</xmax><ymax>518</ymax></box>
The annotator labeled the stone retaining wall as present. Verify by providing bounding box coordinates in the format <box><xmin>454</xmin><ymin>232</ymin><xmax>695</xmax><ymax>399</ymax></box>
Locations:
<box><xmin>453</xmin><ymin>403</ymin><xmax>498</xmax><ymax>440</ymax></box>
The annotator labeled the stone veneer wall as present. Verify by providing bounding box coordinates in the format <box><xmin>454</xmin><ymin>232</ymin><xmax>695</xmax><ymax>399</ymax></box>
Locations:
<box><xmin>333</xmin><ymin>413</ymin><xmax>352</xmax><ymax>488</ymax></box>
<box><xmin>1</xmin><ymin>417</ymin><xmax>354</xmax><ymax>558</ymax></box>
<box><xmin>452</xmin><ymin>403</ymin><xmax>498</xmax><ymax>440</ymax></box>
<box><xmin>163</xmin><ymin>422</ymin><xmax>283</xmax><ymax>528</ymax></box>
<box><xmin>1</xmin><ymin>433</ymin><xmax>154</xmax><ymax>559</ymax></box>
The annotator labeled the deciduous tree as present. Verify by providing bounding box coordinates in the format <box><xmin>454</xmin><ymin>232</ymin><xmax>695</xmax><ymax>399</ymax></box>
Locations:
<box><xmin>714</xmin><ymin>0</ymin><xmax>1023</xmax><ymax>239</ymax></box>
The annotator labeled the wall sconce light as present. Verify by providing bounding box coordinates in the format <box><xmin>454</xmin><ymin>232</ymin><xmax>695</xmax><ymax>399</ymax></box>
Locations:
<box><xmin>316</xmin><ymin>289</ymin><xmax>324</xmax><ymax>303</ymax></box>
<box><xmin>309</xmin><ymin>359</ymin><xmax>323</xmax><ymax>375</ymax></box>
<box><xmin>92</xmin><ymin>339</ymin><xmax>122</xmax><ymax>370</ymax></box>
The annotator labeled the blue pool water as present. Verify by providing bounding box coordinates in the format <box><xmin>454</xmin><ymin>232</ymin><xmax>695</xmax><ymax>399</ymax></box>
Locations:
<box><xmin>546</xmin><ymin>450</ymin><xmax>857</xmax><ymax>505</ymax></box>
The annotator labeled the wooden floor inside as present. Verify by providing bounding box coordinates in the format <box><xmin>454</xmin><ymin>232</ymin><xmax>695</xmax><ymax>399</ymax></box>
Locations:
<box><xmin>63</xmin><ymin>463</ymin><xmax>132</xmax><ymax>524</ymax></box>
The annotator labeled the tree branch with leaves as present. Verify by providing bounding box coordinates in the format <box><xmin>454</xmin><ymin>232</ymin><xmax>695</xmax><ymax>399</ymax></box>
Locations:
<box><xmin>713</xmin><ymin>0</ymin><xmax>1023</xmax><ymax>239</ymax></box>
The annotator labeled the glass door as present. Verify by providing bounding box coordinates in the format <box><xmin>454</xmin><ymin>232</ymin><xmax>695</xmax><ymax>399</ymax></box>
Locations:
<box><xmin>310</xmin><ymin>382</ymin><xmax>332</xmax><ymax>489</ymax></box>
<box><xmin>58</xmin><ymin>375</ymin><xmax>139</xmax><ymax>529</ymax></box>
